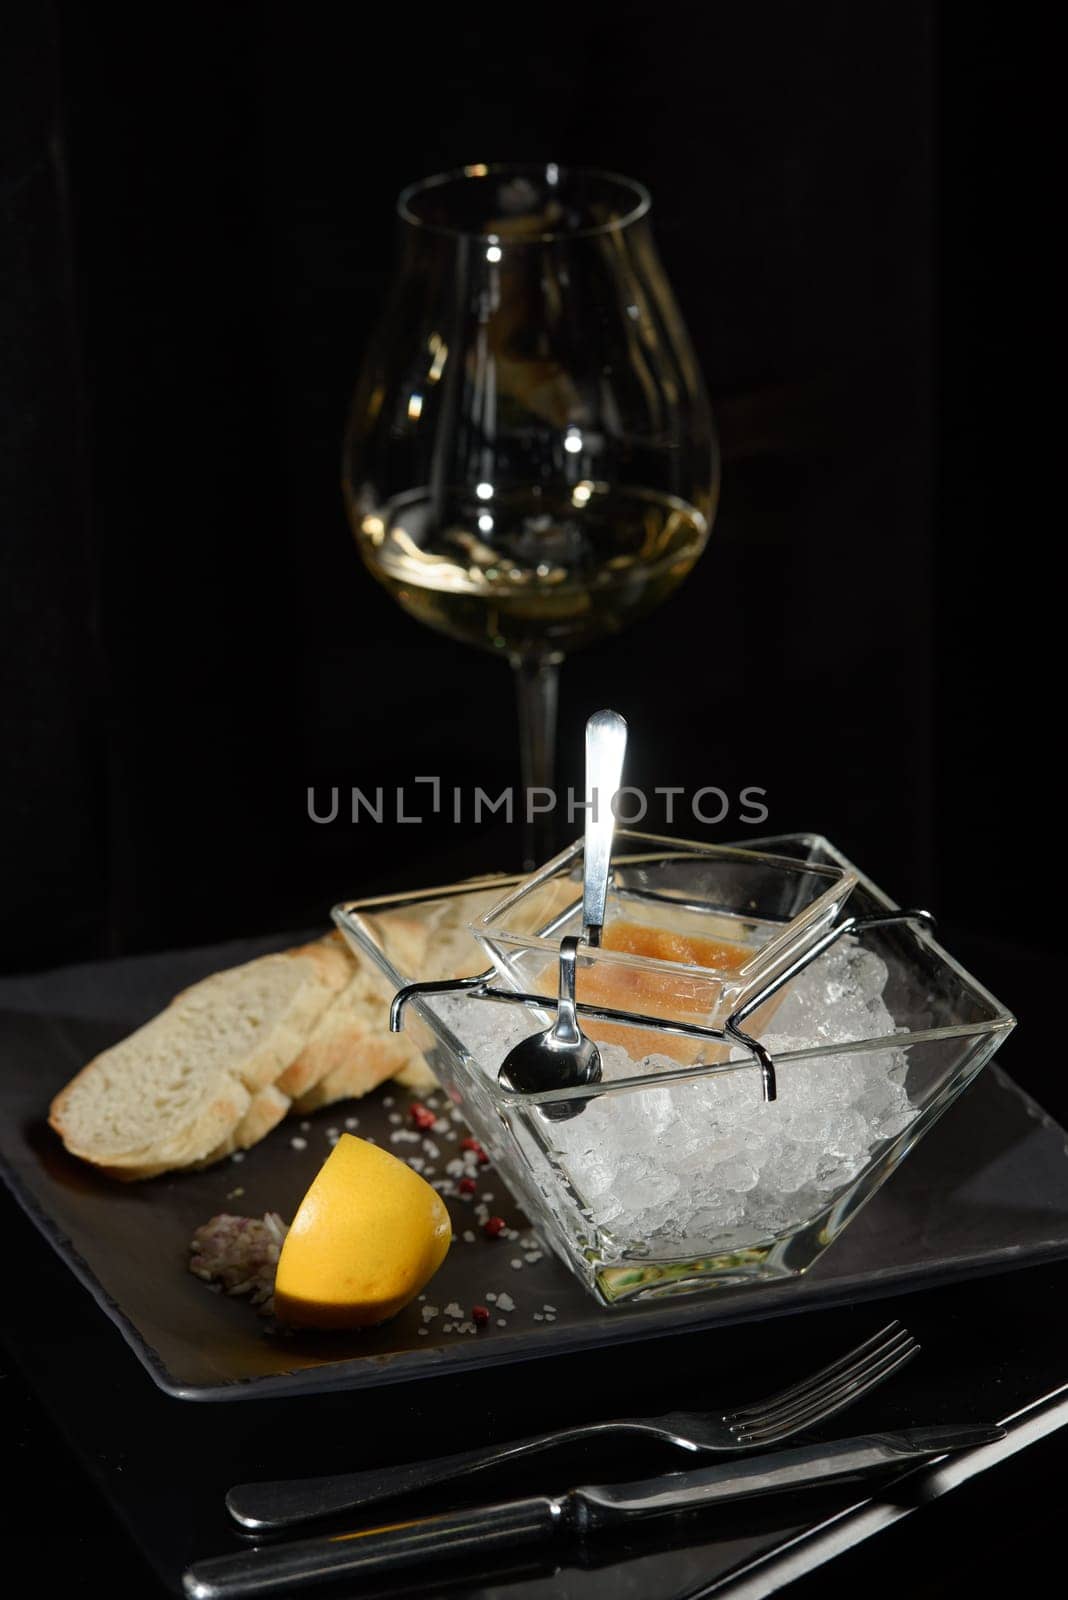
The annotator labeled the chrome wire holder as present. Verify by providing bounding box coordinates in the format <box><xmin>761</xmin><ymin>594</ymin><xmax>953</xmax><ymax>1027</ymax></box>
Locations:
<box><xmin>389</xmin><ymin>908</ymin><xmax>936</xmax><ymax>1105</ymax></box>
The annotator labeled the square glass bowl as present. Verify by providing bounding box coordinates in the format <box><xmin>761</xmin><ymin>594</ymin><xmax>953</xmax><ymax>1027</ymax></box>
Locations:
<box><xmin>469</xmin><ymin>831</ymin><xmax>857</xmax><ymax>1047</ymax></box>
<box><xmin>334</xmin><ymin>835</ymin><xmax>1014</xmax><ymax>1306</ymax></box>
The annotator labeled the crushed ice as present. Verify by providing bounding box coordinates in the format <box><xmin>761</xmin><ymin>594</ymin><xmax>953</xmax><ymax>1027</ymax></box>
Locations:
<box><xmin>429</xmin><ymin>939</ymin><xmax>914</xmax><ymax>1250</ymax></box>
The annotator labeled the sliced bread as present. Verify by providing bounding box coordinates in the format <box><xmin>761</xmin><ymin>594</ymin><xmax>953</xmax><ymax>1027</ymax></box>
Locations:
<box><xmin>291</xmin><ymin>1028</ymin><xmax>419</xmax><ymax>1112</ymax></box>
<box><xmin>295</xmin><ymin>888</ymin><xmax>504</xmax><ymax>1111</ymax></box>
<box><xmin>275</xmin><ymin>965</ymin><xmax>418</xmax><ymax>1103</ymax></box>
<box><xmin>49</xmin><ymin>937</ymin><xmax>352</xmax><ymax>1179</ymax></box>
<box><xmin>269</xmin><ymin>906</ymin><xmax>440</xmax><ymax>1114</ymax></box>
<box><xmin>196</xmin><ymin>1082</ymin><xmax>294</xmax><ymax>1167</ymax></box>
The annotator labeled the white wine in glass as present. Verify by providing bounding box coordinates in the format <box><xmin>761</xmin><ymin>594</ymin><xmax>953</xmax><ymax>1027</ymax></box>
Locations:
<box><xmin>343</xmin><ymin>164</ymin><xmax>718</xmax><ymax>865</ymax></box>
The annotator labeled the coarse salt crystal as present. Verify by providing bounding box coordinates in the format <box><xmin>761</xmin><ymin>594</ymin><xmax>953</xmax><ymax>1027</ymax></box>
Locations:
<box><xmin>510</xmin><ymin>1259</ymin><xmax>523</xmax><ymax>1270</ymax></box>
<box><xmin>389</xmin><ymin>1113</ymin><xmax>402</xmax><ymax>1126</ymax></box>
<box><xmin>462</xmin><ymin>1230</ymin><xmax>475</xmax><ymax>1244</ymax></box>
<box><xmin>444</xmin><ymin>1301</ymin><xmax>464</xmax><ymax>1320</ymax></box>
<box><xmin>496</xmin><ymin>1292</ymin><xmax>515</xmax><ymax>1312</ymax></box>
<box><xmin>344</xmin><ymin>1116</ymin><xmax>359</xmax><ymax>1129</ymax></box>
<box><xmin>533</xmin><ymin>1312</ymin><xmax>544</xmax><ymax>1321</ymax></box>
<box><xmin>230</xmin><ymin>1152</ymin><xmax>245</xmax><ymax>1164</ymax></box>
<box><xmin>300</xmin><ymin>1122</ymin><xmax>310</xmax><ymax>1132</ymax></box>
<box><xmin>543</xmin><ymin>1304</ymin><xmax>557</xmax><ymax>1312</ymax></box>
<box><xmin>290</xmin><ymin>1137</ymin><xmax>307</xmax><ymax>1151</ymax></box>
<box><xmin>383</xmin><ymin>1096</ymin><xmax>394</xmax><ymax>1107</ymax></box>
<box><xmin>497</xmin><ymin>1318</ymin><xmax>507</xmax><ymax>1327</ymax></box>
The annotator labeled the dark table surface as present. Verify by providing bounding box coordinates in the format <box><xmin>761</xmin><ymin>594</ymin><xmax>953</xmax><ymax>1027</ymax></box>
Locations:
<box><xmin>2</xmin><ymin>925</ymin><xmax>1064</xmax><ymax>1599</ymax></box>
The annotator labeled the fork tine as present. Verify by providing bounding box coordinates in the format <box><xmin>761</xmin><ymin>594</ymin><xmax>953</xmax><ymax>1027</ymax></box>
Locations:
<box><xmin>729</xmin><ymin>1329</ymin><xmax>918</xmax><ymax>1435</ymax></box>
<box><xmin>731</xmin><ymin>1341</ymin><xmax>920</xmax><ymax>1444</ymax></box>
<box><xmin>724</xmin><ymin>1321</ymin><xmax>909</xmax><ymax>1424</ymax></box>
<box><xmin>732</xmin><ymin>1336</ymin><xmax>919</xmax><ymax>1437</ymax></box>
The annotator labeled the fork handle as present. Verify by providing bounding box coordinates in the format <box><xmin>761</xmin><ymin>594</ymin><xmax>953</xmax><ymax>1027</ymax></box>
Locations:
<box><xmin>226</xmin><ymin>1421</ymin><xmax>644</xmax><ymax>1531</ymax></box>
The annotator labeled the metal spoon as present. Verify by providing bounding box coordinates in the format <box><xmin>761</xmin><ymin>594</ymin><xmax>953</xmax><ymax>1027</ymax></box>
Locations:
<box><xmin>498</xmin><ymin>710</ymin><xmax>627</xmax><ymax>1117</ymax></box>
<box><xmin>581</xmin><ymin>708</ymin><xmax>628</xmax><ymax>947</ymax></box>
<box><xmin>498</xmin><ymin>933</ymin><xmax>600</xmax><ymax>1118</ymax></box>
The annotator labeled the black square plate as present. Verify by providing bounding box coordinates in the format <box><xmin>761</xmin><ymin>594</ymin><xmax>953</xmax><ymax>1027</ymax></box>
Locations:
<box><xmin>1</xmin><ymin>934</ymin><xmax>1068</xmax><ymax>1400</ymax></box>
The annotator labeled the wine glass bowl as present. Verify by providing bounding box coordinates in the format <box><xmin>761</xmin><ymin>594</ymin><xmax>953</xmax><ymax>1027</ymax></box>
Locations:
<box><xmin>343</xmin><ymin>163</ymin><xmax>718</xmax><ymax>860</ymax></box>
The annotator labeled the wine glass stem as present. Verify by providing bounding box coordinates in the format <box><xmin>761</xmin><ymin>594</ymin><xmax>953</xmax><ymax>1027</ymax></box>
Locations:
<box><xmin>512</xmin><ymin>653</ymin><xmax>561</xmax><ymax>870</ymax></box>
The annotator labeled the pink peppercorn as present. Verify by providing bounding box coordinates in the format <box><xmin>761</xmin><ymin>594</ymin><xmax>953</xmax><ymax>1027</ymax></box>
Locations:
<box><xmin>409</xmin><ymin>1103</ymin><xmax>436</xmax><ymax>1130</ymax></box>
<box><xmin>483</xmin><ymin>1215</ymin><xmax>506</xmax><ymax>1238</ymax></box>
<box><xmin>472</xmin><ymin>1305</ymin><xmax>490</xmax><ymax>1326</ymax></box>
<box><xmin>458</xmin><ymin>1176</ymin><xmax>477</xmax><ymax>1195</ymax></box>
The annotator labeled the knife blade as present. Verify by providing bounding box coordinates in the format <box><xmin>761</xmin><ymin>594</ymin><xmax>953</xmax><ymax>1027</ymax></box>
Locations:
<box><xmin>183</xmin><ymin>1425</ymin><xmax>1003</xmax><ymax>1599</ymax></box>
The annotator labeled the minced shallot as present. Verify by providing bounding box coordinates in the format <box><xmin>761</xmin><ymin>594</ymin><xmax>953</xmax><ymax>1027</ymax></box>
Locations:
<box><xmin>188</xmin><ymin>1212</ymin><xmax>289</xmax><ymax>1311</ymax></box>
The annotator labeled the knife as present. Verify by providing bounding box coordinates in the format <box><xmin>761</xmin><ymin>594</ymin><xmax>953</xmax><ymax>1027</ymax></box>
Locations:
<box><xmin>183</xmin><ymin>1424</ymin><xmax>1003</xmax><ymax>1599</ymax></box>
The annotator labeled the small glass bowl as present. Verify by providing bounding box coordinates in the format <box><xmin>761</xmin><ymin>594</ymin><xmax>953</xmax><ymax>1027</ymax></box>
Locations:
<box><xmin>469</xmin><ymin>831</ymin><xmax>857</xmax><ymax>1047</ymax></box>
<box><xmin>334</xmin><ymin>835</ymin><xmax>1014</xmax><ymax>1306</ymax></box>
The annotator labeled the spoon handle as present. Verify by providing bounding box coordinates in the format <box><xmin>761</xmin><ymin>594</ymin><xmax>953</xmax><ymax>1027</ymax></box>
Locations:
<box><xmin>583</xmin><ymin>709</ymin><xmax>627</xmax><ymax>943</ymax></box>
<box><xmin>551</xmin><ymin>935</ymin><xmax>582</xmax><ymax>1046</ymax></box>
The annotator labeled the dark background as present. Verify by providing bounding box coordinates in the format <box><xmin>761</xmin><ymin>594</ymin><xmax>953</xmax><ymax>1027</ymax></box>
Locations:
<box><xmin>1</xmin><ymin>13</ymin><xmax>1062</xmax><ymax>1599</ymax></box>
<box><xmin>1</xmin><ymin>2</ymin><xmax>1046</xmax><ymax>977</ymax></box>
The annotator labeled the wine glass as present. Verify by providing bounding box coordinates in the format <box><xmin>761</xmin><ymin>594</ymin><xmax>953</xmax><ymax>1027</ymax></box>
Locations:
<box><xmin>343</xmin><ymin>163</ymin><xmax>718</xmax><ymax>866</ymax></box>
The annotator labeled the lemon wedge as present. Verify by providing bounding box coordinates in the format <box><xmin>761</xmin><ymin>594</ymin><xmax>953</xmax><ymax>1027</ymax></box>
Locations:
<box><xmin>274</xmin><ymin>1134</ymin><xmax>451</xmax><ymax>1329</ymax></box>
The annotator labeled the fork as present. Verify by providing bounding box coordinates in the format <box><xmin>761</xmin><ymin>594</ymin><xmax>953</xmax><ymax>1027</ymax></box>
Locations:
<box><xmin>227</xmin><ymin>1320</ymin><xmax>918</xmax><ymax>1531</ymax></box>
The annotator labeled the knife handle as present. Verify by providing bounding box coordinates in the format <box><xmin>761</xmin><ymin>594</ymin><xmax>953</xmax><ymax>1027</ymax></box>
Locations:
<box><xmin>184</xmin><ymin>1495</ymin><xmax>559</xmax><ymax>1600</ymax></box>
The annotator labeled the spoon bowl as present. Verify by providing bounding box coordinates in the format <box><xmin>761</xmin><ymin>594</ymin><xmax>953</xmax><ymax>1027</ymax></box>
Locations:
<box><xmin>498</xmin><ymin>936</ymin><xmax>602</xmax><ymax>1118</ymax></box>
